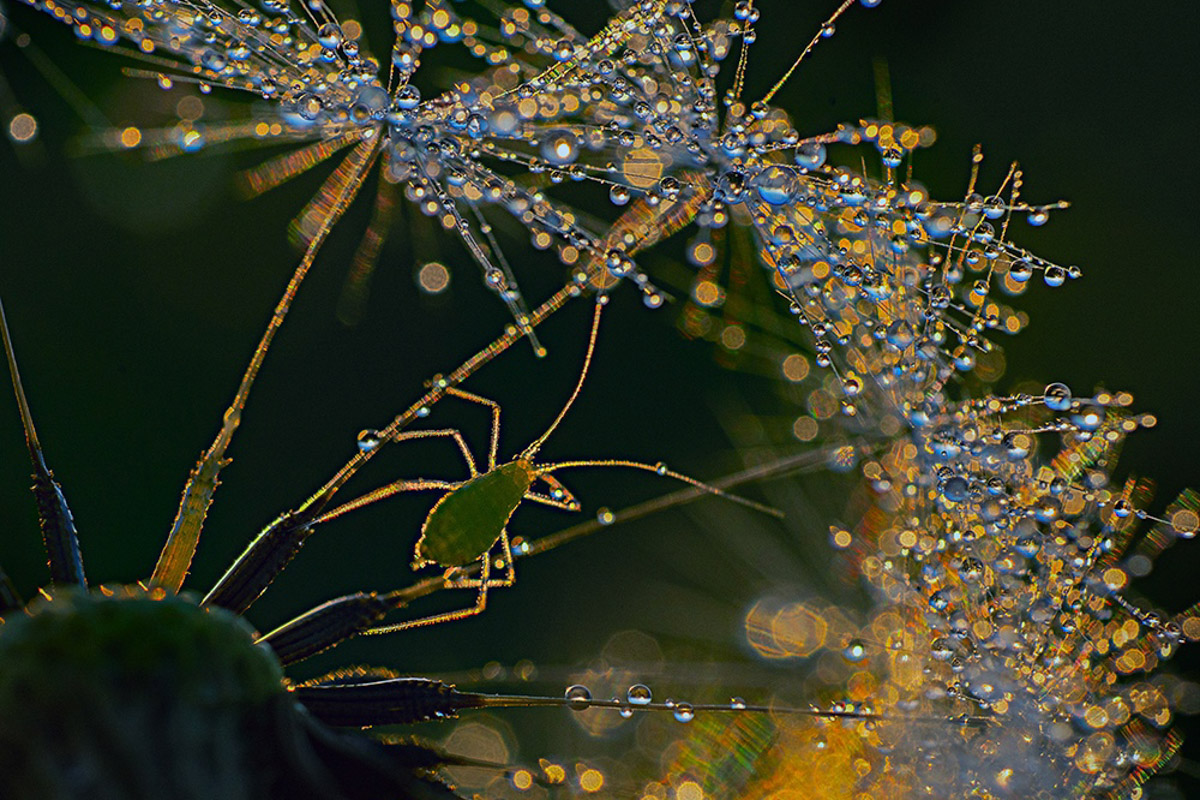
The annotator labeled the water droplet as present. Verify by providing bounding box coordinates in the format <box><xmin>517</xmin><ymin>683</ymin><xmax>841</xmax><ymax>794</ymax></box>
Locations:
<box><xmin>794</xmin><ymin>141</ymin><xmax>826</xmax><ymax>169</ymax></box>
<box><xmin>605</xmin><ymin>249</ymin><xmax>634</xmax><ymax>278</ymax></box>
<box><xmin>200</xmin><ymin>49</ymin><xmax>228</xmax><ymax>72</ymax></box>
<box><xmin>297</xmin><ymin>94</ymin><xmax>323</xmax><ymax>120</ymax></box>
<box><xmin>596</xmin><ymin>507</ymin><xmax>615</xmax><ymax>525</ymax></box>
<box><xmin>627</xmin><ymin>684</ymin><xmax>652</xmax><ymax>705</ymax></box>
<box><xmin>609</xmin><ymin>184</ymin><xmax>631</xmax><ymax>206</ymax></box>
<box><xmin>654</xmin><ymin>462</ymin><xmax>668</xmax><ymax>476</ymax></box>
<box><xmin>394</xmin><ymin>84</ymin><xmax>421</xmax><ymax>110</ymax></box>
<box><xmin>553</xmin><ymin>39</ymin><xmax>575</xmax><ymax>62</ymax></box>
<box><xmin>565</xmin><ymin>684</ymin><xmax>592</xmax><ymax>710</ymax></box>
<box><xmin>356</xmin><ymin>429</ymin><xmax>382</xmax><ymax>452</ymax></box>
<box><xmin>1043</xmin><ymin>382</ymin><xmax>1072</xmax><ymax>411</ymax></box>
<box><xmin>842</xmin><ymin>639</ymin><xmax>867</xmax><ymax>663</ymax></box>
<box><xmin>317</xmin><ymin>22</ymin><xmax>343</xmax><ymax>48</ymax></box>
<box><xmin>752</xmin><ymin>165</ymin><xmax>798</xmax><ymax>205</ymax></box>
<box><xmin>730</xmin><ymin>697</ymin><xmax>746</xmax><ymax>710</ymax></box>
<box><xmin>1044</xmin><ymin>265</ymin><xmax>1066</xmax><ymax>287</ymax></box>
<box><xmin>673</xmin><ymin>702</ymin><xmax>695</xmax><ymax>723</ymax></box>
<box><xmin>1009</xmin><ymin>258</ymin><xmax>1033</xmax><ymax>282</ymax></box>
<box><xmin>881</xmin><ymin>146</ymin><xmax>904</xmax><ymax>168</ymax></box>
<box><xmin>541</xmin><ymin>130</ymin><xmax>579</xmax><ymax>166</ymax></box>
<box><xmin>941</xmin><ymin>476</ymin><xmax>970</xmax><ymax>503</ymax></box>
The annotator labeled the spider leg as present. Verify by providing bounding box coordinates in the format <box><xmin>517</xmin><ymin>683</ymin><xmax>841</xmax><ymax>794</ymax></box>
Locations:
<box><xmin>312</xmin><ymin>479</ymin><xmax>459</xmax><ymax>526</ymax></box>
<box><xmin>443</xmin><ymin>386</ymin><xmax>502</xmax><ymax>471</ymax></box>
<box><xmin>203</xmin><ymin>430</ymin><xmax>478</xmax><ymax>614</ymax></box>
<box><xmin>386</xmin><ymin>427</ymin><xmax>480</xmax><ymax>477</ymax></box>
<box><xmin>365</xmin><ymin>532</ymin><xmax>516</xmax><ymax>635</ymax></box>
<box><xmin>522</xmin><ymin>473</ymin><xmax>581</xmax><ymax>511</ymax></box>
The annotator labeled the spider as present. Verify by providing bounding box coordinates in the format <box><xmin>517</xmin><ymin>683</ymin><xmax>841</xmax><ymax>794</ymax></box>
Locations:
<box><xmin>306</xmin><ymin>297</ymin><xmax>781</xmax><ymax>634</ymax></box>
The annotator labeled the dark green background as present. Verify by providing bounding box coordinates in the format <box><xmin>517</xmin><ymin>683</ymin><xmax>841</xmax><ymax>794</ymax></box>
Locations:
<box><xmin>2</xmin><ymin>0</ymin><xmax>1198</xmax><ymax>793</ymax></box>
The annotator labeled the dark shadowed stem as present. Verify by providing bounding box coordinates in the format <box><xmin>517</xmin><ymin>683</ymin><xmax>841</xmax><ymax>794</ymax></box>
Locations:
<box><xmin>0</xmin><ymin>296</ymin><xmax>86</xmax><ymax>588</ymax></box>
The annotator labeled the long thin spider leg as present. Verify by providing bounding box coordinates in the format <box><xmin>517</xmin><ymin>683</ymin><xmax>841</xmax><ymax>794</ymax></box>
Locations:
<box><xmin>521</xmin><ymin>473</ymin><xmax>581</xmax><ymax>511</ymax></box>
<box><xmin>0</xmin><ymin>297</ymin><xmax>86</xmax><ymax>588</ymax></box>
<box><xmin>150</xmin><ymin>135</ymin><xmax>382</xmax><ymax>594</ymax></box>
<box><xmin>521</xmin><ymin>298</ymin><xmax>605</xmax><ymax>460</ymax></box>
<box><xmin>386</xmin><ymin>427</ymin><xmax>482</xmax><ymax>477</ymax></box>
<box><xmin>366</xmin><ymin>553</ymin><xmax>496</xmax><ymax>635</ymax></box>
<box><xmin>537</xmin><ymin>459</ymin><xmax>783</xmax><ymax>519</ymax></box>
<box><xmin>443</xmin><ymin>386</ymin><xmax>502</xmax><ymax>471</ymax></box>
<box><xmin>312</xmin><ymin>479</ymin><xmax>460</xmax><ymax>526</ymax></box>
<box><xmin>263</xmin><ymin>527</ymin><xmax>518</xmax><ymax>660</ymax></box>
<box><xmin>445</xmin><ymin>530</ymin><xmax>515</xmax><ymax>591</ymax></box>
<box><xmin>204</xmin><ymin>468</ymin><xmax>460</xmax><ymax>616</ymax></box>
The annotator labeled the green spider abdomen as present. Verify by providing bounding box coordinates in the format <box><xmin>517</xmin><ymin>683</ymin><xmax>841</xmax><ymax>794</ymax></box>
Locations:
<box><xmin>416</xmin><ymin>461</ymin><xmax>533</xmax><ymax>568</ymax></box>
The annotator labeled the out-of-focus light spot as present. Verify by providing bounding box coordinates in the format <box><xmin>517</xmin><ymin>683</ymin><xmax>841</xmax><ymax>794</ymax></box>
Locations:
<box><xmin>720</xmin><ymin>324</ymin><xmax>745</xmax><ymax>350</ymax></box>
<box><xmin>831</xmin><ymin>526</ymin><xmax>852</xmax><ymax>549</ymax></box>
<box><xmin>180</xmin><ymin>128</ymin><xmax>204</xmax><ymax>149</ymax></box>
<box><xmin>579</xmin><ymin>768</ymin><xmax>604</xmax><ymax>793</ymax></box>
<box><xmin>1173</xmin><ymin>508</ymin><xmax>1199</xmax><ymax>537</ymax></box>
<box><xmin>341</xmin><ymin>19</ymin><xmax>363</xmax><ymax>39</ymax></box>
<box><xmin>512</xmin><ymin>770</ymin><xmax>534</xmax><ymax>791</ymax></box>
<box><xmin>1084</xmin><ymin>704</ymin><xmax>1109</xmax><ymax>729</ymax></box>
<box><xmin>120</xmin><ymin>126</ymin><xmax>143</xmax><ymax>148</ymax></box>
<box><xmin>8</xmin><ymin>113</ymin><xmax>37</xmax><ymax>143</ymax></box>
<box><xmin>622</xmin><ymin>147</ymin><xmax>665</xmax><ymax>189</ymax></box>
<box><xmin>792</xmin><ymin>415</ymin><xmax>818</xmax><ymax>442</ymax></box>
<box><xmin>540</xmin><ymin>761</ymin><xmax>566</xmax><ymax>784</ymax></box>
<box><xmin>676</xmin><ymin>780</ymin><xmax>703</xmax><ymax>800</ymax></box>
<box><xmin>781</xmin><ymin>353</ymin><xmax>809</xmax><ymax>382</ymax></box>
<box><xmin>443</xmin><ymin>722</ymin><xmax>510</xmax><ymax>789</ymax></box>
<box><xmin>692</xmin><ymin>280</ymin><xmax>721</xmax><ymax>307</ymax></box>
<box><xmin>176</xmin><ymin>95</ymin><xmax>204</xmax><ymax>121</ymax></box>
<box><xmin>746</xmin><ymin>598</ymin><xmax>829</xmax><ymax>659</ymax></box>
<box><xmin>688</xmin><ymin>240</ymin><xmax>715</xmax><ymax>266</ymax></box>
<box><xmin>418</xmin><ymin>261</ymin><xmax>451</xmax><ymax>294</ymax></box>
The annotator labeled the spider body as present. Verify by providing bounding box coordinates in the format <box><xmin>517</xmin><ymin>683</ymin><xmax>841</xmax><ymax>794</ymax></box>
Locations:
<box><xmin>417</xmin><ymin>459</ymin><xmax>534</xmax><ymax>569</ymax></box>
